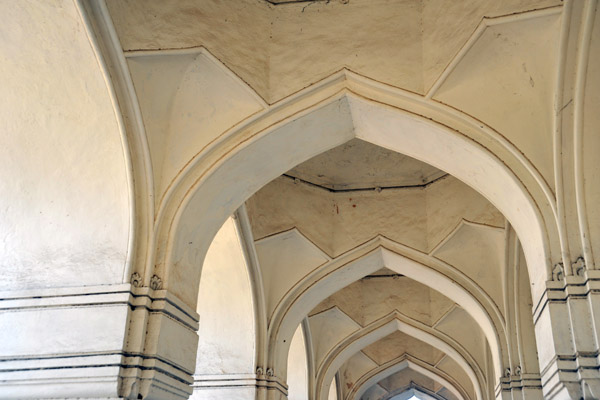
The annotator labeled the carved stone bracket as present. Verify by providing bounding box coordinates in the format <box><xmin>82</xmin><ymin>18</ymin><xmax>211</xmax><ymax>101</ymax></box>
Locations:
<box><xmin>552</xmin><ymin>262</ymin><xmax>565</xmax><ymax>281</ymax></box>
<box><xmin>504</xmin><ymin>368</ymin><xmax>511</xmax><ymax>378</ymax></box>
<box><xmin>150</xmin><ymin>275</ymin><xmax>163</xmax><ymax>290</ymax></box>
<box><xmin>573</xmin><ymin>256</ymin><xmax>586</xmax><ymax>277</ymax></box>
<box><xmin>130</xmin><ymin>273</ymin><xmax>164</xmax><ymax>290</ymax></box>
<box><xmin>130</xmin><ymin>272</ymin><xmax>142</xmax><ymax>287</ymax></box>
<box><xmin>514</xmin><ymin>365</ymin><xmax>522</xmax><ymax>377</ymax></box>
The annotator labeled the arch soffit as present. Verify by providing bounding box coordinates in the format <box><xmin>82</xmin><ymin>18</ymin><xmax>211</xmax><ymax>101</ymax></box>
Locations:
<box><xmin>349</xmin><ymin>355</ymin><xmax>469</xmax><ymax>400</ymax></box>
<box><xmin>314</xmin><ymin>312</ymin><xmax>484</xmax><ymax>400</ymax></box>
<box><xmin>268</xmin><ymin>236</ymin><xmax>504</xmax><ymax>381</ymax></box>
<box><xmin>154</xmin><ymin>67</ymin><xmax>555</xmax><ymax>310</ymax></box>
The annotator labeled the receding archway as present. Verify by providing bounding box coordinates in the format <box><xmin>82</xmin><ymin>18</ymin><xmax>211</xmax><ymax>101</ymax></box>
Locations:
<box><xmin>350</xmin><ymin>355</ymin><xmax>468</xmax><ymax>400</ymax></box>
<box><xmin>314</xmin><ymin>313</ymin><xmax>484</xmax><ymax>400</ymax></box>
<box><xmin>268</xmin><ymin>244</ymin><xmax>502</xmax><ymax>384</ymax></box>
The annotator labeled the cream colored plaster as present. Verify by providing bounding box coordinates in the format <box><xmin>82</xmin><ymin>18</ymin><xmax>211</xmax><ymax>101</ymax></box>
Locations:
<box><xmin>421</xmin><ymin>0</ymin><xmax>561</xmax><ymax>90</ymax></box>
<box><xmin>308</xmin><ymin>307</ymin><xmax>361</xmax><ymax>369</ymax></box>
<box><xmin>249</xmin><ymin>174</ymin><xmax>504</xmax><ymax>259</ymax></box>
<box><xmin>583</xmin><ymin>5</ymin><xmax>600</xmax><ymax>264</ymax></box>
<box><xmin>345</xmin><ymin>352</ymin><xmax>473</xmax><ymax>400</ymax></box>
<box><xmin>425</xmin><ymin>177</ymin><xmax>504</xmax><ymax>253</ymax></box>
<box><xmin>432</xmin><ymin>223</ymin><xmax>506</xmax><ymax>315</ymax></box>
<box><xmin>249</xmin><ymin>176</ymin><xmax>429</xmax><ymax>257</ymax></box>
<box><xmin>0</xmin><ymin>0</ymin><xmax>129</xmax><ymax>289</ymax></box>
<box><xmin>195</xmin><ymin>218</ymin><xmax>255</xmax><ymax>375</ymax></box>
<box><xmin>340</xmin><ymin>352</ymin><xmax>379</xmax><ymax>395</ymax></box>
<box><xmin>126</xmin><ymin>53</ymin><xmax>192</xmax><ymax>208</ymax></box>
<box><xmin>286</xmin><ymin>139</ymin><xmax>445</xmax><ymax>190</ymax></box>
<box><xmin>362</xmin><ymin>331</ymin><xmax>445</xmax><ymax>367</ymax></box>
<box><xmin>287</xmin><ymin>325</ymin><xmax>309</xmax><ymax>400</ymax></box>
<box><xmin>352</xmin><ymin>355</ymin><xmax>469</xmax><ymax>400</ymax></box>
<box><xmin>377</xmin><ymin>369</ymin><xmax>436</xmax><ymax>394</ymax></box>
<box><xmin>434</xmin><ymin>13</ymin><xmax>561</xmax><ymax>191</ymax></box>
<box><xmin>304</xmin><ymin>277</ymin><xmax>491</xmax><ymax>381</ymax></box>
<box><xmin>168</xmin><ymin>96</ymin><xmax>355</xmax><ymax>307</ymax></box>
<box><xmin>267</xmin><ymin>0</ymin><xmax>424</xmax><ymax>102</ymax></box>
<box><xmin>127</xmin><ymin>50</ymin><xmax>265</xmax><ymax>208</ymax></box>
<box><xmin>5</xmin><ymin>2</ymin><xmax>600</xmax><ymax>399</ymax></box>
<box><xmin>247</xmin><ymin>177</ymin><xmax>335</xmax><ymax>254</ymax></box>
<box><xmin>362</xmin><ymin>383</ymin><xmax>389</xmax><ymax>400</ymax></box>
<box><xmin>434</xmin><ymin>307</ymin><xmax>488</xmax><ymax>376</ymax></box>
<box><xmin>106</xmin><ymin>0</ymin><xmax>271</xmax><ymax>99</ymax></box>
<box><xmin>436</xmin><ymin>357</ymin><xmax>475</xmax><ymax>400</ymax></box>
<box><xmin>269</xmin><ymin>243</ymin><xmax>504</xmax><ymax>384</ymax></box>
<box><xmin>331</xmin><ymin>189</ymin><xmax>427</xmax><ymax>256</ymax></box>
<box><xmin>108</xmin><ymin>0</ymin><xmax>560</xmax><ymax>103</ymax></box>
<box><xmin>310</xmin><ymin>277</ymin><xmax>455</xmax><ymax>328</ymax></box>
<box><xmin>328</xmin><ymin>378</ymin><xmax>338</xmax><ymax>400</ymax></box>
<box><xmin>255</xmin><ymin>229</ymin><xmax>330</xmax><ymax>320</ymax></box>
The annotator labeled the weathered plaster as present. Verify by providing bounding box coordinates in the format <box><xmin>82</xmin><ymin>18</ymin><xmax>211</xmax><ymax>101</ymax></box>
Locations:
<box><xmin>0</xmin><ymin>0</ymin><xmax>129</xmax><ymax>289</ymax></box>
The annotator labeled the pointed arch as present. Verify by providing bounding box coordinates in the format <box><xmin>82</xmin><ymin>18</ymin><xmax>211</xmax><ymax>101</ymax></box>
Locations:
<box><xmin>349</xmin><ymin>354</ymin><xmax>469</xmax><ymax>400</ymax></box>
<box><xmin>152</xmin><ymin>69</ymin><xmax>556</xmax><ymax>314</ymax></box>
<box><xmin>140</xmin><ymin>66</ymin><xmax>559</xmax><ymax>398</ymax></box>
<box><xmin>314</xmin><ymin>312</ymin><xmax>484</xmax><ymax>400</ymax></box>
<box><xmin>268</xmin><ymin>239</ymin><xmax>504</xmax><ymax>382</ymax></box>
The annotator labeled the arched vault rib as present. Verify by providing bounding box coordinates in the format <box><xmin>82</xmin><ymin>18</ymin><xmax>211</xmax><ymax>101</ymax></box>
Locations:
<box><xmin>268</xmin><ymin>238</ymin><xmax>505</xmax><ymax>382</ymax></box>
<box><xmin>153</xmin><ymin>69</ymin><xmax>557</xmax><ymax>314</ymax></box>
<box><xmin>348</xmin><ymin>354</ymin><xmax>469</xmax><ymax>400</ymax></box>
<box><xmin>314</xmin><ymin>311</ymin><xmax>485</xmax><ymax>400</ymax></box>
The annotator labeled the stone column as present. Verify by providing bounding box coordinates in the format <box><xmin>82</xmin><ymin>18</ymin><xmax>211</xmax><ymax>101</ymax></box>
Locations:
<box><xmin>535</xmin><ymin>270</ymin><xmax>600</xmax><ymax>399</ymax></box>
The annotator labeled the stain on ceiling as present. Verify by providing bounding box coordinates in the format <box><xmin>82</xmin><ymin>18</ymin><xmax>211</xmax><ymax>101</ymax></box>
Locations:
<box><xmin>285</xmin><ymin>139</ymin><xmax>447</xmax><ymax>191</ymax></box>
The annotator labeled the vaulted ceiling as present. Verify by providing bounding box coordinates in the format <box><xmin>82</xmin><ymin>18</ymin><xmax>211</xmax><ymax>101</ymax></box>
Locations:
<box><xmin>102</xmin><ymin>1</ymin><xmax>561</xmax><ymax>399</ymax></box>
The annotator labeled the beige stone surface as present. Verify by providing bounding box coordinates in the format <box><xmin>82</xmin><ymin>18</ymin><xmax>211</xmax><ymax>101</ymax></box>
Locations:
<box><xmin>3</xmin><ymin>1</ymin><xmax>600</xmax><ymax>399</ymax></box>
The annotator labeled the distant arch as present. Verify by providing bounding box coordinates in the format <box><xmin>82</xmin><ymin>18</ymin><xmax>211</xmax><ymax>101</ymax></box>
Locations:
<box><xmin>349</xmin><ymin>355</ymin><xmax>468</xmax><ymax>400</ymax></box>
<box><xmin>314</xmin><ymin>312</ymin><xmax>485</xmax><ymax>400</ymax></box>
<box><xmin>268</xmin><ymin>242</ymin><xmax>503</xmax><ymax>382</ymax></box>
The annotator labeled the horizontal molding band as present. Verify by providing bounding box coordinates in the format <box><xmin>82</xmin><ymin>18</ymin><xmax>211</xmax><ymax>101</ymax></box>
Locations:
<box><xmin>191</xmin><ymin>374</ymin><xmax>288</xmax><ymax>396</ymax></box>
<box><xmin>0</xmin><ymin>351</ymin><xmax>194</xmax><ymax>382</ymax></box>
<box><xmin>0</xmin><ymin>284</ymin><xmax>199</xmax><ymax>331</ymax></box>
<box><xmin>533</xmin><ymin>271</ymin><xmax>600</xmax><ymax>323</ymax></box>
<box><xmin>540</xmin><ymin>354</ymin><xmax>600</xmax><ymax>392</ymax></box>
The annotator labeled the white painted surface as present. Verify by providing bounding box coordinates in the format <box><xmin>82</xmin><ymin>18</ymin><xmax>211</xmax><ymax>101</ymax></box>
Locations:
<box><xmin>195</xmin><ymin>218</ymin><xmax>255</xmax><ymax>375</ymax></box>
<box><xmin>3</xmin><ymin>2</ymin><xmax>600</xmax><ymax>399</ymax></box>
<box><xmin>0</xmin><ymin>0</ymin><xmax>130</xmax><ymax>289</ymax></box>
<box><xmin>256</xmin><ymin>229</ymin><xmax>330</xmax><ymax>318</ymax></box>
<box><xmin>287</xmin><ymin>325</ymin><xmax>309</xmax><ymax>400</ymax></box>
